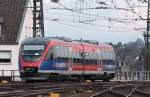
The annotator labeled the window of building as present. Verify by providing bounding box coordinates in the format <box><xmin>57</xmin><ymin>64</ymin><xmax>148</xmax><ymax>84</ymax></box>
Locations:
<box><xmin>121</xmin><ymin>62</ymin><xmax>124</xmax><ymax>66</ymax></box>
<box><xmin>0</xmin><ymin>51</ymin><xmax>11</xmax><ymax>64</ymax></box>
<box><xmin>0</xmin><ymin>24</ymin><xmax>1</xmax><ymax>35</ymax></box>
<box><xmin>0</xmin><ymin>17</ymin><xmax>3</xmax><ymax>36</ymax></box>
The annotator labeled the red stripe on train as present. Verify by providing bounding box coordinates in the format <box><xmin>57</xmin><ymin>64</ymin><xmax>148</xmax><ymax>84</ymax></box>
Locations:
<box><xmin>72</xmin><ymin>64</ymin><xmax>98</xmax><ymax>71</ymax></box>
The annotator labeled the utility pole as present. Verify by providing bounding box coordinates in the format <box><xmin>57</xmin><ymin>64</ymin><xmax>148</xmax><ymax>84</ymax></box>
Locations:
<box><xmin>144</xmin><ymin>0</ymin><xmax>150</xmax><ymax>71</ymax></box>
<box><xmin>33</xmin><ymin>0</ymin><xmax>44</xmax><ymax>37</ymax></box>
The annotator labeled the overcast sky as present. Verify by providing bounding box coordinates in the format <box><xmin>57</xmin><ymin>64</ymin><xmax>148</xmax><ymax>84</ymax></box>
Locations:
<box><xmin>23</xmin><ymin>0</ymin><xmax>147</xmax><ymax>43</ymax></box>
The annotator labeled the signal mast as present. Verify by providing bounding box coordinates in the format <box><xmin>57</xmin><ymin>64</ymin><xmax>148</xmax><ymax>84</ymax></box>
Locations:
<box><xmin>32</xmin><ymin>0</ymin><xmax>59</xmax><ymax>37</ymax></box>
<box><xmin>32</xmin><ymin>0</ymin><xmax>44</xmax><ymax>37</ymax></box>
<box><xmin>144</xmin><ymin>0</ymin><xmax>150</xmax><ymax>71</ymax></box>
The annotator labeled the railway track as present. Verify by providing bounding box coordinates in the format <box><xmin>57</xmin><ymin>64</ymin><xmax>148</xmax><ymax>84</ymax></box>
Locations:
<box><xmin>91</xmin><ymin>81</ymin><xmax>150</xmax><ymax>97</ymax></box>
<box><xmin>0</xmin><ymin>81</ymin><xmax>150</xmax><ymax>97</ymax></box>
<box><xmin>0</xmin><ymin>81</ymin><xmax>107</xmax><ymax>97</ymax></box>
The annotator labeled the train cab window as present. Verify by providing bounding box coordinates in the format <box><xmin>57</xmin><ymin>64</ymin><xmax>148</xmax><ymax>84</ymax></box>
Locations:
<box><xmin>22</xmin><ymin>45</ymin><xmax>45</xmax><ymax>62</ymax></box>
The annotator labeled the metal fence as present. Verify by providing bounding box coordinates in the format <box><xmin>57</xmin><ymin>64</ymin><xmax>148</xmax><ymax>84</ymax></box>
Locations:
<box><xmin>0</xmin><ymin>70</ymin><xmax>20</xmax><ymax>81</ymax></box>
<box><xmin>114</xmin><ymin>71</ymin><xmax>150</xmax><ymax>81</ymax></box>
<box><xmin>1</xmin><ymin>70</ymin><xmax>150</xmax><ymax>81</ymax></box>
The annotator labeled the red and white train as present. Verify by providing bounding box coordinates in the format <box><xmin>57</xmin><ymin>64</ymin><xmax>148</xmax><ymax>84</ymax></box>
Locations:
<box><xmin>19</xmin><ymin>37</ymin><xmax>116</xmax><ymax>82</ymax></box>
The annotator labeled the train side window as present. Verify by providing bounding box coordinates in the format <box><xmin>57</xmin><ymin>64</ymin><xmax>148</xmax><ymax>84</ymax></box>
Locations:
<box><xmin>60</xmin><ymin>46</ymin><xmax>65</xmax><ymax>57</ymax></box>
<box><xmin>90</xmin><ymin>53</ymin><xmax>94</xmax><ymax>59</ymax></box>
<box><xmin>105</xmin><ymin>51</ymin><xmax>109</xmax><ymax>59</ymax></box>
<box><xmin>88</xmin><ymin>53</ymin><xmax>92</xmax><ymax>59</ymax></box>
<box><xmin>59</xmin><ymin>46</ymin><xmax>62</xmax><ymax>57</ymax></box>
<box><xmin>109</xmin><ymin>51</ymin><xmax>113</xmax><ymax>60</ymax></box>
<box><xmin>45</xmin><ymin>48</ymin><xmax>52</xmax><ymax>60</ymax></box>
<box><xmin>74</xmin><ymin>53</ymin><xmax>78</xmax><ymax>63</ymax></box>
<box><xmin>97</xmin><ymin>50</ymin><xmax>102</xmax><ymax>59</ymax></box>
<box><xmin>72</xmin><ymin>52</ymin><xmax>76</xmax><ymax>63</ymax></box>
<box><xmin>94</xmin><ymin>52</ymin><xmax>98</xmax><ymax>59</ymax></box>
<box><xmin>104</xmin><ymin>50</ymin><xmax>107</xmax><ymax>59</ymax></box>
<box><xmin>112</xmin><ymin>52</ymin><xmax>116</xmax><ymax>60</ymax></box>
<box><xmin>73</xmin><ymin>52</ymin><xmax>82</xmax><ymax>64</ymax></box>
<box><xmin>63</xmin><ymin>46</ymin><xmax>67</xmax><ymax>58</ymax></box>
<box><xmin>109</xmin><ymin>51</ymin><xmax>112</xmax><ymax>59</ymax></box>
<box><xmin>53</xmin><ymin>46</ymin><xmax>60</xmax><ymax>58</ymax></box>
<box><xmin>85</xmin><ymin>59</ymin><xmax>89</xmax><ymax>65</ymax></box>
<box><xmin>68</xmin><ymin>47</ymin><xmax>72</xmax><ymax>58</ymax></box>
<box><xmin>66</xmin><ymin>47</ymin><xmax>69</xmax><ymax>58</ymax></box>
<box><xmin>78</xmin><ymin>52</ymin><xmax>82</xmax><ymax>63</ymax></box>
<box><xmin>85</xmin><ymin>52</ymin><xmax>89</xmax><ymax>59</ymax></box>
<box><xmin>102</xmin><ymin>49</ymin><xmax>106</xmax><ymax>59</ymax></box>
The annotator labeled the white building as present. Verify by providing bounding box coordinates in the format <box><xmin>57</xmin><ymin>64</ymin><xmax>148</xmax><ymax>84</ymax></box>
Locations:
<box><xmin>0</xmin><ymin>0</ymin><xmax>32</xmax><ymax>76</ymax></box>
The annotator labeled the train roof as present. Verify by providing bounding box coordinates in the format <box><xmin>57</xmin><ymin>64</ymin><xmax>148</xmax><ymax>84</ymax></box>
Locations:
<box><xmin>22</xmin><ymin>37</ymin><xmax>75</xmax><ymax>44</ymax></box>
<box><xmin>21</xmin><ymin>37</ymin><xmax>53</xmax><ymax>44</ymax></box>
<box><xmin>21</xmin><ymin>37</ymin><xmax>113</xmax><ymax>49</ymax></box>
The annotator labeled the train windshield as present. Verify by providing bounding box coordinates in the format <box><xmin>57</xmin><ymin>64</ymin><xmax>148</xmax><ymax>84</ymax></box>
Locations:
<box><xmin>22</xmin><ymin>45</ymin><xmax>45</xmax><ymax>62</ymax></box>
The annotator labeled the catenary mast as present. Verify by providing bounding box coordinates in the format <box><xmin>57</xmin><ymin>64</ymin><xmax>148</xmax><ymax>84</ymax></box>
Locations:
<box><xmin>33</xmin><ymin>0</ymin><xmax>44</xmax><ymax>37</ymax></box>
<box><xmin>144</xmin><ymin>0</ymin><xmax>150</xmax><ymax>71</ymax></box>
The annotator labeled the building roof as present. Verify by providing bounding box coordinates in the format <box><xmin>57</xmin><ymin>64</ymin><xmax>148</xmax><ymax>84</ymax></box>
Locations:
<box><xmin>0</xmin><ymin>0</ymin><xmax>27</xmax><ymax>45</ymax></box>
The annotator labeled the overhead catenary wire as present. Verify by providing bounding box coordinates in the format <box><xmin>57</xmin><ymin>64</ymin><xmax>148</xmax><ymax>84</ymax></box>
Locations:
<box><xmin>26</xmin><ymin>0</ymin><xmax>147</xmax><ymax>35</ymax></box>
<box><xmin>45</xmin><ymin>18</ymin><xmax>143</xmax><ymax>33</ymax></box>
<box><xmin>44</xmin><ymin>0</ymin><xmax>146</xmax><ymax>22</ymax></box>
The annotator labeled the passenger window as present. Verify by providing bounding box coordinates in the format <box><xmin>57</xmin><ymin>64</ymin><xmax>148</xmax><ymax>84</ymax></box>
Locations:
<box><xmin>68</xmin><ymin>47</ymin><xmax>72</xmax><ymax>58</ymax></box>
<box><xmin>59</xmin><ymin>46</ymin><xmax>63</xmax><ymax>57</ymax></box>
<box><xmin>53</xmin><ymin>46</ymin><xmax>59</xmax><ymax>58</ymax></box>
<box><xmin>105</xmin><ymin>51</ymin><xmax>109</xmax><ymax>59</ymax></box>
<box><xmin>45</xmin><ymin>48</ymin><xmax>52</xmax><ymax>60</ymax></box>
<box><xmin>101</xmin><ymin>50</ymin><xmax>106</xmax><ymax>59</ymax></box>
<box><xmin>97</xmin><ymin>50</ymin><xmax>102</xmax><ymax>59</ymax></box>
<box><xmin>109</xmin><ymin>51</ymin><xmax>113</xmax><ymax>59</ymax></box>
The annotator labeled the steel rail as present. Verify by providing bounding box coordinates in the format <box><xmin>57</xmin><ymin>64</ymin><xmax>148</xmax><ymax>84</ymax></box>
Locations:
<box><xmin>90</xmin><ymin>84</ymin><xmax>136</xmax><ymax>97</ymax></box>
<box><xmin>91</xmin><ymin>83</ymin><xmax>150</xmax><ymax>97</ymax></box>
<box><xmin>133</xmin><ymin>84</ymin><xmax>150</xmax><ymax>97</ymax></box>
<box><xmin>0</xmin><ymin>82</ymin><xmax>103</xmax><ymax>97</ymax></box>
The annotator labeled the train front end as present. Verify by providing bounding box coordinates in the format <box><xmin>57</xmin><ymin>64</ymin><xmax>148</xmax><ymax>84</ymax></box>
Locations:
<box><xmin>19</xmin><ymin>38</ymin><xmax>49</xmax><ymax>81</ymax></box>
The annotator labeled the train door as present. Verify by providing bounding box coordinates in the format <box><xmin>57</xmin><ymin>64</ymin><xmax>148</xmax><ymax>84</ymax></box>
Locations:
<box><xmin>97</xmin><ymin>49</ymin><xmax>102</xmax><ymax>72</ymax></box>
<box><xmin>52</xmin><ymin>46</ymin><xmax>67</xmax><ymax>70</ymax></box>
<box><xmin>71</xmin><ymin>47</ymin><xmax>83</xmax><ymax>72</ymax></box>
